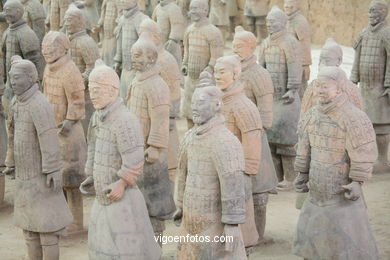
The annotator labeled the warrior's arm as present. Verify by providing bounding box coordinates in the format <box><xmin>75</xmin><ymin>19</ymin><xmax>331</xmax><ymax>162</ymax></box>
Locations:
<box><xmin>64</xmin><ymin>69</ymin><xmax>85</xmax><ymax>121</ymax></box>
<box><xmin>84</xmin><ymin>115</ymin><xmax>97</xmax><ymax>177</ymax></box>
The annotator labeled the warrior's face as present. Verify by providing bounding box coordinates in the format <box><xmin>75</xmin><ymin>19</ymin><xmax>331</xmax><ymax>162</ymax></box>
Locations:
<box><xmin>42</xmin><ymin>41</ymin><xmax>66</xmax><ymax>64</ymax></box>
<box><xmin>317</xmin><ymin>78</ymin><xmax>341</xmax><ymax>105</ymax></box>
<box><xmin>284</xmin><ymin>0</ymin><xmax>299</xmax><ymax>16</ymax></box>
<box><xmin>89</xmin><ymin>82</ymin><xmax>116</xmax><ymax>110</ymax></box>
<box><xmin>9</xmin><ymin>65</ymin><xmax>33</xmax><ymax>96</ymax></box>
<box><xmin>116</xmin><ymin>0</ymin><xmax>137</xmax><ymax>11</ymax></box>
<box><xmin>369</xmin><ymin>3</ymin><xmax>387</xmax><ymax>26</ymax></box>
<box><xmin>64</xmin><ymin>14</ymin><xmax>83</xmax><ymax>34</ymax></box>
<box><xmin>266</xmin><ymin>17</ymin><xmax>284</xmax><ymax>35</ymax></box>
<box><xmin>131</xmin><ymin>46</ymin><xmax>154</xmax><ymax>72</ymax></box>
<box><xmin>319</xmin><ymin>49</ymin><xmax>341</xmax><ymax>68</ymax></box>
<box><xmin>232</xmin><ymin>38</ymin><xmax>253</xmax><ymax>61</ymax></box>
<box><xmin>214</xmin><ymin>61</ymin><xmax>235</xmax><ymax>91</ymax></box>
<box><xmin>188</xmin><ymin>0</ymin><xmax>208</xmax><ymax>23</ymax></box>
<box><xmin>191</xmin><ymin>89</ymin><xmax>220</xmax><ymax>125</ymax></box>
<box><xmin>3</xmin><ymin>2</ymin><xmax>23</xmax><ymax>24</ymax></box>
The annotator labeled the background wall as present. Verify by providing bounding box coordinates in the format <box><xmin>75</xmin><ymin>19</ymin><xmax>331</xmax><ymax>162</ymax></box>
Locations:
<box><xmin>267</xmin><ymin>0</ymin><xmax>390</xmax><ymax>46</ymax></box>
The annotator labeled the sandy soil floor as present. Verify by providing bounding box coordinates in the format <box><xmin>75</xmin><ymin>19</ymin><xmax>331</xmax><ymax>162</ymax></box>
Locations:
<box><xmin>0</xmin><ymin>45</ymin><xmax>389</xmax><ymax>259</ymax></box>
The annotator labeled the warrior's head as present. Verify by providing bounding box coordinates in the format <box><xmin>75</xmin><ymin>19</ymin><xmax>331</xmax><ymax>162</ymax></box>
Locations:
<box><xmin>192</xmin><ymin>86</ymin><xmax>223</xmax><ymax>125</ymax></box>
<box><xmin>116</xmin><ymin>0</ymin><xmax>138</xmax><ymax>12</ymax></box>
<box><xmin>266</xmin><ymin>6</ymin><xmax>288</xmax><ymax>35</ymax></box>
<box><xmin>89</xmin><ymin>60</ymin><xmax>120</xmax><ymax>110</ymax></box>
<box><xmin>317</xmin><ymin>66</ymin><xmax>343</xmax><ymax>105</ymax></box>
<box><xmin>189</xmin><ymin>0</ymin><xmax>209</xmax><ymax>23</ymax></box>
<box><xmin>214</xmin><ymin>55</ymin><xmax>241</xmax><ymax>91</ymax></box>
<box><xmin>369</xmin><ymin>0</ymin><xmax>388</xmax><ymax>26</ymax></box>
<box><xmin>233</xmin><ymin>26</ymin><xmax>257</xmax><ymax>61</ymax></box>
<box><xmin>3</xmin><ymin>0</ymin><xmax>24</xmax><ymax>25</ymax></box>
<box><xmin>131</xmin><ymin>32</ymin><xmax>158</xmax><ymax>72</ymax></box>
<box><xmin>139</xmin><ymin>19</ymin><xmax>162</xmax><ymax>47</ymax></box>
<box><xmin>64</xmin><ymin>4</ymin><xmax>86</xmax><ymax>34</ymax></box>
<box><xmin>284</xmin><ymin>0</ymin><xmax>300</xmax><ymax>16</ymax></box>
<box><xmin>9</xmin><ymin>56</ymin><xmax>38</xmax><ymax>96</ymax></box>
<box><xmin>42</xmin><ymin>31</ymin><xmax>70</xmax><ymax>64</ymax></box>
<box><xmin>319</xmin><ymin>38</ymin><xmax>343</xmax><ymax>69</ymax></box>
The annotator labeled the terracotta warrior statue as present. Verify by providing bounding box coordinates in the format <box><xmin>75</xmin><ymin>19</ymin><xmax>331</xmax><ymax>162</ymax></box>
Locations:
<box><xmin>1</xmin><ymin>0</ymin><xmax>44</xmax><ymax>114</ymax></box>
<box><xmin>49</xmin><ymin>0</ymin><xmax>74</xmax><ymax>31</ymax></box>
<box><xmin>42</xmin><ymin>31</ymin><xmax>87</xmax><ymax>234</ymax></box>
<box><xmin>227</xmin><ymin>0</ymin><xmax>244</xmax><ymax>38</ymax></box>
<box><xmin>80</xmin><ymin>60</ymin><xmax>161</xmax><ymax>260</ymax></box>
<box><xmin>151</xmin><ymin>0</ymin><xmax>185</xmax><ymax>66</ymax></box>
<box><xmin>293</xmin><ymin>66</ymin><xmax>379</xmax><ymax>260</ymax></box>
<box><xmin>233</xmin><ymin>26</ymin><xmax>278</xmax><ymax>243</ymax></box>
<box><xmin>139</xmin><ymin>20</ymin><xmax>181</xmax><ymax>188</ymax></box>
<box><xmin>351</xmin><ymin>0</ymin><xmax>390</xmax><ymax>173</ymax></box>
<box><xmin>93</xmin><ymin>0</ymin><xmax>118</xmax><ymax>66</ymax></box>
<box><xmin>113</xmin><ymin>0</ymin><xmax>148</xmax><ymax>99</ymax></box>
<box><xmin>181</xmin><ymin>0</ymin><xmax>224</xmax><ymax>129</ymax></box>
<box><xmin>127</xmin><ymin>33</ymin><xmax>176</xmax><ymax>239</ymax></box>
<box><xmin>301</xmin><ymin>38</ymin><xmax>363</xmax><ymax>115</ymax></box>
<box><xmin>244</xmin><ymin>0</ymin><xmax>269</xmax><ymax>43</ymax></box>
<box><xmin>75</xmin><ymin>0</ymin><xmax>99</xmax><ymax>41</ymax></box>
<box><xmin>174</xmin><ymin>86</ymin><xmax>247</xmax><ymax>260</ymax></box>
<box><xmin>64</xmin><ymin>4</ymin><xmax>100</xmax><ymax>135</ymax></box>
<box><xmin>3</xmin><ymin>56</ymin><xmax>73</xmax><ymax>260</ymax></box>
<box><xmin>284</xmin><ymin>0</ymin><xmax>311</xmax><ymax>98</ymax></box>
<box><xmin>258</xmin><ymin>6</ymin><xmax>302</xmax><ymax>190</ymax></box>
<box><xmin>20</xmin><ymin>0</ymin><xmax>46</xmax><ymax>44</ymax></box>
<box><xmin>212</xmin><ymin>56</ymin><xmax>261</xmax><ymax>252</ymax></box>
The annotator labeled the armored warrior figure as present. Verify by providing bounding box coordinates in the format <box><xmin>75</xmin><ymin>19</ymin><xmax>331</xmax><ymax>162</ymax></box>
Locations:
<box><xmin>212</xmin><ymin>56</ymin><xmax>260</xmax><ymax>251</ymax></box>
<box><xmin>233</xmin><ymin>27</ymin><xmax>278</xmax><ymax>243</ymax></box>
<box><xmin>42</xmin><ymin>31</ymin><xmax>87</xmax><ymax>234</ymax></box>
<box><xmin>21</xmin><ymin>0</ymin><xmax>46</xmax><ymax>44</ymax></box>
<box><xmin>3</xmin><ymin>56</ymin><xmax>73</xmax><ymax>260</ymax></box>
<box><xmin>93</xmin><ymin>0</ymin><xmax>118</xmax><ymax>66</ymax></box>
<box><xmin>127</xmin><ymin>33</ymin><xmax>176</xmax><ymax>239</ymax></box>
<box><xmin>76</xmin><ymin>0</ymin><xmax>99</xmax><ymax>41</ymax></box>
<box><xmin>208</xmin><ymin>0</ymin><xmax>229</xmax><ymax>41</ymax></box>
<box><xmin>64</xmin><ymin>4</ymin><xmax>100</xmax><ymax>135</ymax></box>
<box><xmin>113</xmin><ymin>0</ymin><xmax>148</xmax><ymax>99</ymax></box>
<box><xmin>181</xmin><ymin>0</ymin><xmax>224</xmax><ymax>129</ymax></box>
<box><xmin>227</xmin><ymin>0</ymin><xmax>244</xmax><ymax>37</ymax></box>
<box><xmin>174</xmin><ymin>86</ymin><xmax>247</xmax><ymax>260</ymax></box>
<box><xmin>151</xmin><ymin>0</ymin><xmax>185</xmax><ymax>66</ymax></box>
<box><xmin>49</xmin><ymin>0</ymin><xmax>74</xmax><ymax>31</ymax></box>
<box><xmin>1</xmin><ymin>0</ymin><xmax>44</xmax><ymax>114</ymax></box>
<box><xmin>139</xmin><ymin>20</ymin><xmax>181</xmax><ymax>187</ymax></box>
<box><xmin>293</xmin><ymin>66</ymin><xmax>379</xmax><ymax>260</ymax></box>
<box><xmin>301</xmin><ymin>38</ymin><xmax>363</xmax><ymax>114</ymax></box>
<box><xmin>351</xmin><ymin>0</ymin><xmax>390</xmax><ymax>173</ymax></box>
<box><xmin>79</xmin><ymin>60</ymin><xmax>161</xmax><ymax>260</ymax></box>
<box><xmin>284</xmin><ymin>0</ymin><xmax>311</xmax><ymax>98</ymax></box>
<box><xmin>258</xmin><ymin>6</ymin><xmax>302</xmax><ymax>190</ymax></box>
<box><xmin>244</xmin><ymin>0</ymin><xmax>269</xmax><ymax>43</ymax></box>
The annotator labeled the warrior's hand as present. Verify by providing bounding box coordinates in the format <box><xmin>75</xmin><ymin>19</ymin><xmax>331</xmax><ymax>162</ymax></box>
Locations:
<box><xmin>106</xmin><ymin>179</ymin><xmax>126</xmax><ymax>201</ymax></box>
<box><xmin>164</xmin><ymin>39</ymin><xmax>178</xmax><ymax>54</ymax></box>
<box><xmin>79</xmin><ymin>176</ymin><xmax>94</xmax><ymax>195</ymax></box>
<box><xmin>92</xmin><ymin>25</ymin><xmax>102</xmax><ymax>34</ymax></box>
<box><xmin>282</xmin><ymin>89</ymin><xmax>296</xmax><ymax>104</ymax></box>
<box><xmin>58</xmin><ymin>120</ymin><xmax>76</xmax><ymax>137</ymax></box>
<box><xmin>172</xmin><ymin>208</ymin><xmax>183</xmax><ymax>227</ymax></box>
<box><xmin>46</xmin><ymin>171</ymin><xmax>62</xmax><ymax>192</ymax></box>
<box><xmin>380</xmin><ymin>88</ymin><xmax>390</xmax><ymax>101</ymax></box>
<box><xmin>113</xmin><ymin>62</ymin><xmax>122</xmax><ymax>75</ymax></box>
<box><xmin>145</xmin><ymin>146</ymin><xmax>160</xmax><ymax>163</ymax></box>
<box><xmin>342</xmin><ymin>181</ymin><xmax>361</xmax><ymax>201</ymax></box>
<box><xmin>294</xmin><ymin>173</ymin><xmax>309</xmax><ymax>193</ymax></box>
<box><xmin>2</xmin><ymin>166</ymin><xmax>15</xmax><ymax>176</ymax></box>
<box><xmin>223</xmin><ymin>224</ymin><xmax>241</xmax><ymax>252</ymax></box>
<box><xmin>303</xmin><ymin>65</ymin><xmax>311</xmax><ymax>82</ymax></box>
<box><xmin>181</xmin><ymin>65</ymin><xmax>188</xmax><ymax>76</ymax></box>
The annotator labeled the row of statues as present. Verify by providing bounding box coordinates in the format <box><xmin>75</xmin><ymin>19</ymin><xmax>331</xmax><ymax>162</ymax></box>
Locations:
<box><xmin>0</xmin><ymin>0</ymin><xmax>387</xmax><ymax>259</ymax></box>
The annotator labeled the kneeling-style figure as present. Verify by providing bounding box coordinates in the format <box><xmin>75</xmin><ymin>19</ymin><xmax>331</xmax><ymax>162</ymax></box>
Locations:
<box><xmin>174</xmin><ymin>86</ymin><xmax>247</xmax><ymax>260</ymax></box>
<box><xmin>80</xmin><ymin>60</ymin><xmax>161</xmax><ymax>260</ymax></box>
<box><xmin>293</xmin><ymin>66</ymin><xmax>379</xmax><ymax>260</ymax></box>
<box><xmin>3</xmin><ymin>56</ymin><xmax>72</xmax><ymax>260</ymax></box>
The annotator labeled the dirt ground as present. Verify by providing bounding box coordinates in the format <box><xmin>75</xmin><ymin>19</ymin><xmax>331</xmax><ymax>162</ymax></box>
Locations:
<box><xmin>0</xmin><ymin>45</ymin><xmax>389</xmax><ymax>259</ymax></box>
